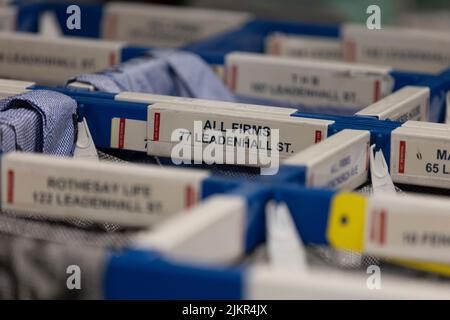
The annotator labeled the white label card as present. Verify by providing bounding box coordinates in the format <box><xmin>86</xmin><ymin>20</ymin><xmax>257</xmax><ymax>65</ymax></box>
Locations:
<box><xmin>306</xmin><ymin>137</ymin><xmax>369</xmax><ymax>190</ymax></box>
<box><xmin>1</xmin><ymin>153</ymin><xmax>209</xmax><ymax>226</ymax></box>
<box><xmin>110</xmin><ymin>117</ymin><xmax>147</xmax><ymax>152</ymax></box>
<box><xmin>135</xmin><ymin>195</ymin><xmax>246</xmax><ymax>264</ymax></box>
<box><xmin>356</xmin><ymin>86</ymin><xmax>429</xmax><ymax>122</ymax></box>
<box><xmin>364</xmin><ymin>193</ymin><xmax>450</xmax><ymax>264</ymax></box>
<box><xmin>147</xmin><ymin>103</ymin><xmax>333</xmax><ymax>165</ymax></box>
<box><xmin>343</xmin><ymin>24</ymin><xmax>450</xmax><ymax>73</ymax></box>
<box><xmin>266</xmin><ymin>33</ymin><xmax>342</xmax><ymax>61</ymax></box>
<box><xmin>286</xmin><ymin>129</ymin><xmax>369</xmax><ymax>190</ymax></box>
<box><xmin>225</xmin><ymin>53</ymin><xmax>393</xmax><ymax>109</ymax></box>
<box><xmin>390</xmin><ymin>125</ymin><xmax>450</xmax><ymax>188</ymax></box>
<box><xmin>102</xmin><ymin>2</ymin><xmax>250</xmax><ymax>47</ymax></box>
<box><xmin>0</xmin><ymin>33</ymin><xmax>123</xmax><ymax>85</ymax></box>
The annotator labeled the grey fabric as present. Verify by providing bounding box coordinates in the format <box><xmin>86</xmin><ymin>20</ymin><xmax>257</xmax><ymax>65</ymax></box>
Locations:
<box><xmin>0</xmin><ymin>211</ymin><xmax>135</xmax><ymax>249</ymax></box>
<box><xmin>0</xmin><ymin>232</ymin><xmax>106</xmax><ymax>300</ymax></box>
<box><xmin>0</xmin><ymin>208</ymin><xmax>139</xmax><ymax>299</ymax></box>
<box><xmin>97</xmin><ymin>150</ymin><xmax>126</xmax><ymax>163</ymax></box>
<box><xmin>308</xmin><ymin>246</ymin><xmax>380</xmax><ymax>270</ymax></box>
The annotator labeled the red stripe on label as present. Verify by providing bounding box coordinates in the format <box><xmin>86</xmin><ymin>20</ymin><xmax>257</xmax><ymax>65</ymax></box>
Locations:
<box><xmin>7</xmin><ymin>170</ymin><xmax>14</xmax><ymax>204</ymax></box>
<box><xmin>109</xmin><ymin>52</ymin><xmax>117</xmax><ymax>66</ymax></box>
<box><xmin>184</xmin><ymin>185</ymin><xmax>196</xmax><ymax>209</ymax></box>
<box><xmin>308</xmin><ymin>174</ymin><xmax>314</xmax><ymax>187</ymax></box>
<box><xmin>118</xmin><ymin>118</ymin><xmax>126</xmax><ymax>149</ymax></box>
<box><xmin>424</xmin><ymin>98</ymin><xmax>429</xmax><ymax>121</ymax></box>
<box><xmin>12</xmin><ymin>14</ymin><xmax>17</xmax><ymax>30</ymax></box>
<box><xmin>344</xmin><ymin>40</ymin><xmax>356</xmax><ymax>61</ymax></box>
<box><xmin>105</xmin><ymin>14</ymin><xmax>118</xmax><ymax>39</ymax></box>
<box><xmin>398</xmin><ymin>140</ymin><xmax>406</xmax><ymax>174</ymax></box>
<box><xmin>229</xmin><ymin>65</ymin><xmax>237</xmax><ymax>91</ymax></box>
<box><xmin>379</xmin><ymin>210</ymin><xmax>387</xmax><ymax>246</ymax></box>
<box><xmin>272</xmin><ymin>39</ymin><xmax>281</xmax><ymax>55</ymax></box>
<box><xmin>373</xmin><ymin>80</ymin><xmax>381</xmax><ymax>102</ymax></box>
<box><xmin>314</xmin><ymin>130</ymin><xmax>322</xmax><ymax>143</ymax></box>
<box><xmin>153</xmin><ymin>113</ymin><xmax>161</xmax><ymax>141</ymax></box>
<box><xmin>365</xmin><ymin>143</ymin><xmax>369</xmax><ymax>171</ymax></box>
<box><xmin>223</xmin><ymin>67</ymin><xmax>228</xmax><ymax>85</ymax></box>
<box><xmin>370</xmin><ymin>210</ymin><xmax>377</xmax><ymax>242</ymax></box>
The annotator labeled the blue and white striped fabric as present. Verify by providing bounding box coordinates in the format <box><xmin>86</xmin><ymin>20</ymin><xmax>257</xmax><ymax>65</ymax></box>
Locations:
<box><xmin>0</xmin><ymin>90</ymin><xmax>77</xmax><ymax>155</ymax></box>
<box><xmin>73</xmin><ymin>73</ymin><xmax>123</xmax><ymax>94</ymax></box>
<box><xmin>68</xmin><ymin>50</ymin><xmax>235</xmax><ymax>102</ymax></box>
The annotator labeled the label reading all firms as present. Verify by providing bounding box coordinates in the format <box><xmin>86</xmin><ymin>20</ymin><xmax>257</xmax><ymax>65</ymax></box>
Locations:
<box><xmin>147</xmin><ymin>104</ymin><xmax>333</xmax><ymax>163</ymax></box>
<box><xmin>0</xmin><ymin>33</ymin><xmax>123</xmax><ymax>85</ymax></box>
<box><xmin>1</xmin><ymin>153</ymin><xmax>207</xmax><ymax>226</ymax></box>
<box><xmin>391</xmin><ymin>127</ymin><xmax>450</xmax><ymax>188</ymax></box>
<box><xmin>364</xmin><ymin>194</ymin><xmax>450</xmax><ymax>264</ymax></box>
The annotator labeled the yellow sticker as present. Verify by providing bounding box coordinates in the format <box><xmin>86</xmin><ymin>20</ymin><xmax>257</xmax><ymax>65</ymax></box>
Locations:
<box><xmin>327</xmin><ymin>192</ymin><xmax>367</xmax><ymax>252</ymax></box>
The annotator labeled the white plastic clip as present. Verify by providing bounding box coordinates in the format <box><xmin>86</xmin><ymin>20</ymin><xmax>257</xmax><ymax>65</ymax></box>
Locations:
<box><xmin>39</xmin><ymin>11</ymin><xmax>62</xmax><ymax>38</ymax></box>
<box><xmin>266</xmin><ymin>201</ymin><xmax>308</xmax><ymax>271</ymax></box>
<box><xmin>73</xmin><ymin>119</ymin><xmax>99</xmax><ymax>161</ymax></box>
<box><xmin>369</xmin><ymin>144</ymin><xmax>396</xmax><ymax>194</ymax></box>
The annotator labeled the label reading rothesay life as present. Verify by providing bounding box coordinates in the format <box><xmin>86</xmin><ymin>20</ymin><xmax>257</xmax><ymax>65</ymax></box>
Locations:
<box><xmin>1</xmin><ymin>153</ymin><xmax>208</xmax><ymax>226</ymax></box>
